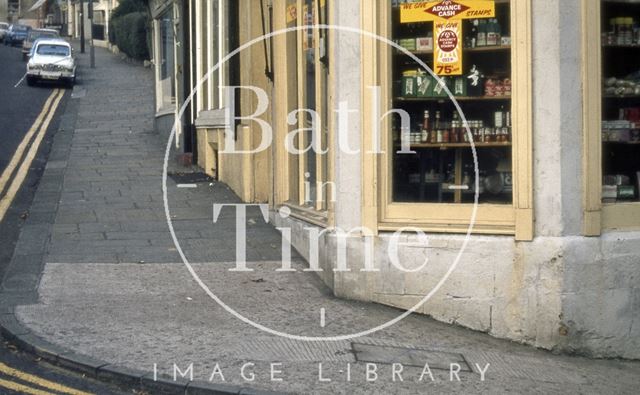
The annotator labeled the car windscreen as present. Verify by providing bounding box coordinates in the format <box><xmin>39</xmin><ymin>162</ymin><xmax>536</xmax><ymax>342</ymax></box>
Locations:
<box><xmin>14</xmin><ymin>26</ymin><xmax>29</xmax><ymax>32</ymax></box>
<box><xmin>0</xmin><ymin>24</ymin><xmax>8</xmax><ymax>29</ymax></box>
<box><xmin>36</xmin><ymin>44</ymin><xmax>70</xmax><ymax>57</ymax></box>
<box><xmin>29</xmin><ymin>31</ymin><xmax>57</xmax><ymax>41</ymax></box>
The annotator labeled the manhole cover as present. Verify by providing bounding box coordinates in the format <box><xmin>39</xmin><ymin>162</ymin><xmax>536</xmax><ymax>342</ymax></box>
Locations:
<box><xmin>352</xmin><ymin>342</ymin><xmax>470</xmax><ymax>371</ymax></box>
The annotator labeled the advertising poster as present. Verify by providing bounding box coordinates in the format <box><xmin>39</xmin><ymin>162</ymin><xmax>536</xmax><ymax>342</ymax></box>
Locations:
<box><xmin>400</xmin><ymin>0</ymin><xmax>495</xmax><ymax>75</ymax></box>
<box><xmin>434</xmin><ymin>19</ymin><xmax>463</xmax><ymax>75</ymax></box>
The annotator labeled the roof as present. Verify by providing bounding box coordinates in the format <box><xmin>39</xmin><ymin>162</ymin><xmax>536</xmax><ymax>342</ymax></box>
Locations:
<box><xmin>34</xmin><ymin>38</ymin><xmax>71</xmax><ymax>47</ymax></box>
<box><xmin>33</xmin><ymin>28</ymin><xmax>59</xmax><ymax>34</ymax></box>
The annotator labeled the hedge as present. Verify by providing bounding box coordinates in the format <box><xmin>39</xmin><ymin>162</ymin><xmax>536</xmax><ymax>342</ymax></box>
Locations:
<box><xmin>111</xmin><ymin>0</ymin><xmax>148</xmax><ymax>20</ymax></box>
<box><xmin>111</xmin><ymin>12</ymin><xmax>150</xmax><ymax>61</ymax></box>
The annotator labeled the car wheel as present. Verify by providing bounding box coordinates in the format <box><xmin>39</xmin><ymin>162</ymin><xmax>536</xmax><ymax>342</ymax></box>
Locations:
<box><xmin>26</xmin><ymin>76</ymin><xmax>36</xmax><ymax>86</ymax></box>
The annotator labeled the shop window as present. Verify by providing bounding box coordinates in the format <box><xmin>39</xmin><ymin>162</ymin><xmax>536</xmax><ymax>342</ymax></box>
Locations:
<box><xmin>199</xmin><ymin>0</ymin><xmax>209</xmax><ymax>112</ymax></box>
<box><xmin>207</xmin><ymin>0</ymin><xmax>221</xmax><ymax>109</ymax></box>
<box><xmin>191</xmin><ymin>0</ymin><xmax>227</xmax><ymax>116</ymax></box>
<box><xmin>601</xmin><ymin>1</ymin><xmax>640</xmax><ymax>204</ymax></box>
<box><xmin>158</xmin><ymin>8</ymin><xmax>176</xmax><ymax>111</ymax></box>
<box><xmin>92</xmin><ymin>11</ymin><xmax>106</xmax><ymax>41</ymax></box>
<box><xmin>375</xmin><ymin>0</ymin><xmax>532</xmax><ymax>236</ymax></box>
<box><xmin>286</xmin><ymin>0</ymin><xmax>330</xmax><ymax>212</ymax></box>
<box><xmin>303</xmin><ymin>0</ymin><xmax>318</xmax><ymax>204</ymax></box>
<box><xmin>390</xmin><ymin>1</ymin><xmax>513</xmax><ymax>205</ymax></box>
<box><xmin>92</xmin><ymin>10</ymin><xmax>105</xmax><ymax>25</ymax></box>
<box><xmin>285</xmin><ymin>0</ymin><xmax>300</xmax><ymax>202</ymax></box>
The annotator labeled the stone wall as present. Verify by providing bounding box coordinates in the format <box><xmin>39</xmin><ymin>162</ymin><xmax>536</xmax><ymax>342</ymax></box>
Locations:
<box><xmin>273</xmin><ymin>212</ymin><xmax>639</xmax><ymax>359</ymax></box>
<box><xmin>561</xmin><ymin>233</ymin><xmax>640</xmax><ymax>359</ymax></box>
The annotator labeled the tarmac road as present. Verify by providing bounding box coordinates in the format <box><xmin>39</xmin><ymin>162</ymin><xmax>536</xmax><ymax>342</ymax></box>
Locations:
<box><xmin>0</xmin><ymin>339</ymin><xmax>130</xmax><ymax>395</ymax></box>
<box><xmin>0</xmin><ymin>40</ymin><xmax>65</xmax><ymax>282</ymax></box>
<box><xmin>0</xmin><ymin>41</ymin><xmax>132</xmax><ymax>395</ymax></box>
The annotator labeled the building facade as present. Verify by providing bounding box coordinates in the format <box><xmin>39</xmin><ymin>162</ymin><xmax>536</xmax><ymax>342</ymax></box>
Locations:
<box><xmin>66</xmin><ymin>0</ymin><xmax>117</xmax><ymax>45</ymax></box>
<box><xmin>151</xmin><ymin>0</ymin><xmax>640</xmax><ymax>359</ymax></box>
<box><xmin>0</xmin><ymin>0</ymin><xmax>7</xmax><ymax>22</ymax></box>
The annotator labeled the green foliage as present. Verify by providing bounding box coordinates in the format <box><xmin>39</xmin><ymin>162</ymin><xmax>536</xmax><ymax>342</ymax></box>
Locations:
<box><xmin>111</xmin><ymin>0</ymin><xmax>148</xmax><ymax>20</ymax></box>
<box><xmin>111</xmin><ymin>12</ymin><xmax>150</xmax><ymax>60</ymax></box>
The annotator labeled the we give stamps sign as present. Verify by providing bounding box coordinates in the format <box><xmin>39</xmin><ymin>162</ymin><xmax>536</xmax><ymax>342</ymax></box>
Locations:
<box><xmin>400</xmin><ymin>0</ymin><xmax>496</xmax><ymax>76</ymax></box>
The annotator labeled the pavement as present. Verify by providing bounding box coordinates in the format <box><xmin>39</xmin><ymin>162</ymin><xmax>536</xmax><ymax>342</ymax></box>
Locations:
<box><xmin>0</xmin><ymin>42</ymin><xmax>162</xmax><ymax>394</ymax></box>
<box><xmin>1</xmin><ymin>45</ymin><xmax>639</xmax><ymax>394</ymax></box>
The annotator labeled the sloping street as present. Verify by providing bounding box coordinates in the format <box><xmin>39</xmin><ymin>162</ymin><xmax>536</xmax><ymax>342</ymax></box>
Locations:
<box><xmin>0</xmin><ymin>43</ymin><xmax>638</xmax><ymax>394</ymax></box>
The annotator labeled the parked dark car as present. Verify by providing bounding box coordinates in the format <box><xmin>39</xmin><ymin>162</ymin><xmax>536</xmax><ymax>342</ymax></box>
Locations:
<box><xmin>4</xmin><ymin>24</ymin><xmax>31</xmax><ymax>46</ymax></box>
<box><xmin>22</xmin><ymin>28</ymin><xmax>59</xmax><ymax>60</ymax></box>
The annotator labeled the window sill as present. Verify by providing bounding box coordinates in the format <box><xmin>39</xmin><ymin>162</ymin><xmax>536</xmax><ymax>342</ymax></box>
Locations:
<box><xmin>195</xmin><ymin>108</ymin><xmax>229</xmax><ymax>129</ymax></box>
<box><xmin>281</xmin><ymin>203</ymin><xmax>328</xmax><ymax>228</ymax></box>
<box><xmin>380</xmin><ymin>202</ymin><xmax>516</xmax><ymax>235</ymax></box>
<box><xmin>155</xmin><ymin>107</ymin><xmax>175</xmax><ymax>118</ymax></box>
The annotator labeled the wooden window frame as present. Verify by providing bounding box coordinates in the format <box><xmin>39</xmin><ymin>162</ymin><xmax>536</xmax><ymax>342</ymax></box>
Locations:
<box><xmin>204</xmin><ymin>0</ymin><xmax>227</xmax><ymax>111</ymax></box>
<box><xmin>194</xmin><ymin>0</ymin><xmax>204</xmax><ymax>114</ymax></box>
<box><xmin>583</xmin><ymin>0</ymin><xmax>640</xmax><ymax>234</ymax></box>
<box><xmin>361</xmin><ymin>0</ymin><xmax>533</xmax><ymax>239</ymax></box>
<box><xmin>273</xmin><ymin>0</ymin><xmax>334</xmax><ymax>224</ymax></box>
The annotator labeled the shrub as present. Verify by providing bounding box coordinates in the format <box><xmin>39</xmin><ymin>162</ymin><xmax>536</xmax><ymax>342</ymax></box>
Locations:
<box><xmin>111</xmin><ymin>12</ymin><xmax>150</xmax><ymax>60</ymax></box>
<box><xmin>111</xmin><ymin>0</ymin><xmax>148</xmax><ymax>20</ymax></box>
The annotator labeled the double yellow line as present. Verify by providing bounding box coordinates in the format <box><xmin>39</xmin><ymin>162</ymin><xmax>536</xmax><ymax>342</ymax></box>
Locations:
<box><xmin>0</xmin><ymin>362</ymin><xmax>93</xmax><ymax>395</ymax></box>
<box><xmin>0</xmin><ymin>89</ymin><xmax>65</xmax><ymax>223</ymax></box>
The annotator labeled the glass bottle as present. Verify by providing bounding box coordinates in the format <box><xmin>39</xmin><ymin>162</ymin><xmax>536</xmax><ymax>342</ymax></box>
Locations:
<box><xmin>470</xmin><ymin>19</ymin><xmax>479</xmax><ymax>48</ymax></box>
<box><xmin>443</xmin><ymin>122</ymin><xmax>450</xmax><ymax>143</ymax></box>
<box><xmin>451</xmin><ymin>112</ymin><xmax>460</xmax><ymax>143</ymax></box>
<box><xmin>486</xmin><ymin>19</ymin><xmax>496</xmax><ymax>46</ymax></box>
<box><xmin>433</xmin><ymin>111</ymin><xmax>441</xmax><ymax>143</ymax></box>
<box><xmin>477</xmin><ymin>20</ymin><xmax>487</xmax><ymax>47</ymax></box>
<box><xmin>495</xmin><ymin>106</ymin><xmax>505</xmax><ymax>128</ymax></box>
<box><xmin>430</xmin><ymin>111</ymin><xmax>439</xmax><ymax>143</ymax></box>
<box><xmin>421</xmin><ymin>110</ymin><xmax>430</xmax><ymax>143</ymax></box>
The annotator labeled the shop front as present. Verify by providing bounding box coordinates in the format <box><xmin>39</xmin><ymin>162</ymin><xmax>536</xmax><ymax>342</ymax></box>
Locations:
<box><xmin>162</xmin><ymin>0</ymin><xmax>639</xmax><ymax>359</ymax></box>
<box><xmin>149</xmin><ymin>0</ymin><xmax>188</xmax><ymax>151</ymax></box>
<box><xmin>266</xmin><ymin>0</ymin><xmax>639</xmax><ymax>359</ymax></box>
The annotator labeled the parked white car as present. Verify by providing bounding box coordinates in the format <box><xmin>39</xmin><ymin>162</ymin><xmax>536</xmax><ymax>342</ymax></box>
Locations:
<box><xmin>0</xmin><ymin>23</ymin><xmax>9</xmax><ymax>40</ymax></box>
<box><xmin>26</xmin><ymin>39</ymin><xmax>76</xmax><ymax>87</ymax></box>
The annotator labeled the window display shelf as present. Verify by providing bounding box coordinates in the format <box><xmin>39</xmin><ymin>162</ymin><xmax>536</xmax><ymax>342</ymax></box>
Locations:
<box><xmin>603</xmin><ymin>140</ymin><xmax>640</xmax><ymax>144</ymax></box>
<box><xmin>603</xmin><ymin>44</ymin><xmax>640</xmax><ymax>48</ymax></box>
<box><xmin>405</xmin><ymin>142</ymin><xmax>512</xmax><ymax>149</ymax></box>
<box><xmin>603</xmin><ymin>0</ymin><xmax>640</xmax><ymax>4</ymax></box>
<box><xmin>604</xmin><ymin>94</ymin><xmax>640</xmax><ymax>99</ymax></box>
<box><xmin>395</xmin><ymin>96</ymin><xmax>511</xmax><ymax>102</ymax></box>
<box><xmin>441</xmin><ymin>189</ymin><xmax>511</xmax><ymax>195</ymax></box>
<box><xmin>396</xmin><ymin>45</ymin><xmax>511</xmax><ymax>56</ymax></box>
